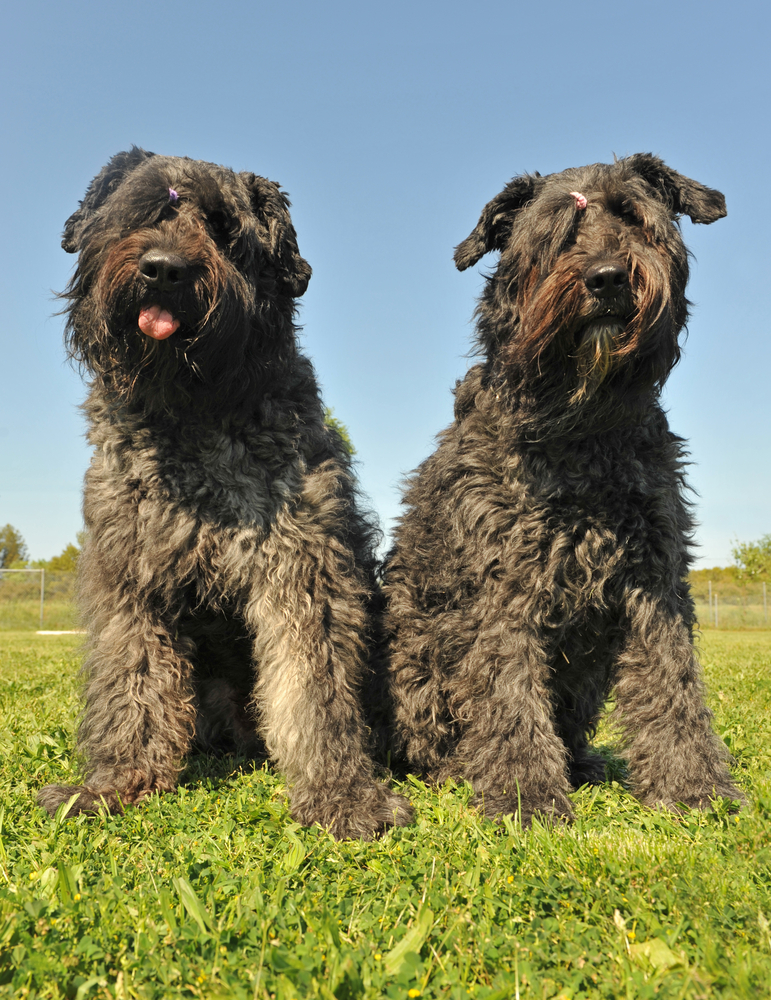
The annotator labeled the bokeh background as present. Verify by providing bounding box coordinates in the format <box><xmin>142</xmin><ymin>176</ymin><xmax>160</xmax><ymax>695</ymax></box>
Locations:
<box><xmin>1</xmin><ymin>0</ymin><xmax>768</xmax><ymax>567</ymax></box>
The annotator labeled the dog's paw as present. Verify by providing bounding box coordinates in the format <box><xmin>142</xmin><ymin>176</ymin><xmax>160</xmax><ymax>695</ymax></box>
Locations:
<box><xmin>291</xmin><ymin>783</ymin><xmax>414</xmax><ymax>841</ymax></box>
<box><xmin>474</xmin><ymin>789</ymin><xmax>575</xmax><ymax>829</ymax></box>
<box><xmin>646</xmin><ymin>785</ymin><xmax>748</xmax><ymax>814</ymax></box>
<box><xmin>569</xmin><ymin>750</ymin><xmax>607</xmax><ymax>789</ymax></box>
<box><xmin>37</xmin><ymin>784</ymin><xmax>125</xmax><ymax>817</ymax></box>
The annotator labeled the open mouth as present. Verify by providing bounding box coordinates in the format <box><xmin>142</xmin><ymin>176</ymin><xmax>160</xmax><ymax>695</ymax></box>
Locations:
<box><xmin>138</xmin><ymin>304</ymin><xmax>181</xmax><ymax>340</ymax></box>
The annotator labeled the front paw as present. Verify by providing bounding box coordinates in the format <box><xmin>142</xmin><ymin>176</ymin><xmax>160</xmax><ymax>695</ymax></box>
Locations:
<box><xmin>645</xmin><ymin>786</ymin><xmax>747</xmax><ymax>813</ymax></box>
<box><xmin>38</xmin><ymin>784</ymin><xmax>125</xmax><ymax>817</ymax></box>
<box><xmin>473</xmin><ymin>788</ymin><xmax>574</xmax><ymax>828</ymax></box>
<box><xmin>291</xmin><ymin>783</ymin><xmax>414</xmax><ymax>840</ymax></box>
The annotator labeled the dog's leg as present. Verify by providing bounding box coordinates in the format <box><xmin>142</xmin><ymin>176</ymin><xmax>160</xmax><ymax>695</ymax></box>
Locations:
<box><xmin>387</xmin><ymin>619</ymin><xmax>457</xmax><ymax>776</ymax></box>
<box><xmin>247</xmin><ymin>505</ymin><xmax>413</xmax><ymax>840</ymax></box>
<box><xmin>448</xmin><ymin>623</ymin><xmax>574</xmax><ymax>827</ymax></box>
<box><xmin>556</xmin><ymin>712</ymin><xmax>609</xmax><ymax>789</ymax></box>
<box><xmin>614</xmin><ymin>595</ymin><xmax>745</xmax><ymax>810</ymax></box>
<box><xmin>38</xmin><ymin>612</ymin><xmax>196</xmax><ymax>816</ymax></box>
<box><xmin>251</xmin><ymin>598</ymin><xmax>414</xmax><ymax>839</ymax></box>
<box><xmin>552</xmin><ymin>655</ymin><xmax>611</xmax><ymax>788</ymax></box>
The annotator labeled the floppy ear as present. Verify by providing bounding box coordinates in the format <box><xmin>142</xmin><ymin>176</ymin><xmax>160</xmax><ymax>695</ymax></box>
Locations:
<box><xmin>624</xmin><ymin>153</ymin><xmax>726</xmax><ymax>224</ymax></box>
<box><xmin>454</xmin><ymin>173</ymin><xmax>539</xmax><ymax>271</ymax></box>
<box><xmin>62</xmin><ymin>147</ymin><xmax>154</xmax><ymax>253</ymax></box>
<box><xmin>241</xmin><ymin>174</ymin><xmax>312</xmax><ymax>297</ymax></box>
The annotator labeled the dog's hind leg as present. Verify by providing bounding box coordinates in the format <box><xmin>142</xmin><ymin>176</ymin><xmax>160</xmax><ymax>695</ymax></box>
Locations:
<box><xmin>552</xmin><ymin>652</ymin><xmax>612</xmax><ymax>789</ymax></box>
<box><xmin>38</xmin><ymin>610</ymin><xmax>197</xmax><ymax>816</ymax></box>
<box><xmin>613</xmin><ymin>593</ymin><xmax>745</xmax><ymax>811</ymax></box>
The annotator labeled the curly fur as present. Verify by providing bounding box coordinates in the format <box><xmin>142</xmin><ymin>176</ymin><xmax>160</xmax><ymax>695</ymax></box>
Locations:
<box><xmin>384</xmin><ymin>154</ymin><xmax>745</xmax><ymax>827</ymax></box>
<box><xmin>38</xmin><ymin>148</ymin><xmax>412</xmax><ymax>839</ymax></box>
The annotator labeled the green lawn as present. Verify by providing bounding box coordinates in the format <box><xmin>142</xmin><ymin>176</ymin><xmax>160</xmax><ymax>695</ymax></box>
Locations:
<box><xmin>1</xmin><ymin>631</ymin><xmax>769</xmax><ymax>999</ymax></box>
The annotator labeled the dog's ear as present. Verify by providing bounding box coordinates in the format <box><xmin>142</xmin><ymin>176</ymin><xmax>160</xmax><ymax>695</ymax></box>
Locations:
<box><xmin>62</xmin><ymin>147</ymin><xmax>154</xmax><ymax>253</ymax></box>
<box><xmin>454</xmin><ymin>174</ymin><xmax>539</xmax><ymax>271</ymax></box>
<box><xmin>625</xmin><ymin>153</ymin><xmax>727</xmax><ymax>224</ymax></box>
<box><xmin>241</xmin><ymin>174</ymin><xmax>312</xmax><ymax>297</ymax></box>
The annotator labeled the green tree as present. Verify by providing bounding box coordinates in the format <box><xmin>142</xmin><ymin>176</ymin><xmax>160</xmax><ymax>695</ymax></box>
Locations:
<box><xmin>324</xmin><ymin>407</ymin><xmax>356</xmax><ymax>459</ymax></box>
<box><xmin>46</xmin><ymin>543</ymin><xmax>80</xmax><ymax>573</ymax></box>
<box><xmin>29</xmin><ymin>536</ymin><xmax>84</xmax><ymax>572</ymax></box>
<box><xmin>0</xmin><ymin>524</ymin><xmax>28</xmax><ymax>568</ymax></box>
<box><xmin>732</xmin><ymin>533</ymin><xmax>771</xmax><ymax>582</ymax></box>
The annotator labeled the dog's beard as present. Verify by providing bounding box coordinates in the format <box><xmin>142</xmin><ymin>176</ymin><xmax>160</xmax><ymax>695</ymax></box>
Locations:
<box><xmin>570</xmin><ymin>318</ymin><xmax>625</xmax><ymax>403</ymax></box>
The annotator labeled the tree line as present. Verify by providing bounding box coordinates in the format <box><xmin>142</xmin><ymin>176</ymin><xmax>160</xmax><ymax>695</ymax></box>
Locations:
<box><xmin>0</xmin><ymin>525</ymin><xmax>81</xmax><ymax>572</ymax></box>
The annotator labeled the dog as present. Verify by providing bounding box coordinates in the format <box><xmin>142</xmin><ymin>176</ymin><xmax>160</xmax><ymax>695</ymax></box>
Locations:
<box><xmin>38</xmin><ymin>148</ymin><xmax>412</xmax><ymax>840</ymax></box>
<box><xmin>383</xmin><ymin>154</ymin><xmax>745</xmax><ymax>826</ymax></box>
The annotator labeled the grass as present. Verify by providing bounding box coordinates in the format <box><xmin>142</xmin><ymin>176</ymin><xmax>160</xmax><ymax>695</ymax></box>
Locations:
<box><xmin>0</xmin><ymin>631</ymin><xmax>769</xmax><ymax>999</ymax></box>
<box><xmin>0</xmin><ymin>602</ymin><xmax>78</xmax><ymax>632</ymax></box>
<box><xmin>0</xmin><ymin>574</ymin><xmax>78</xmax><ymax>632</ymax></box>
<box><xmin>694</xmin><ymin>604</ymin><xmax>770</xmax><ymax>631</ymax></box>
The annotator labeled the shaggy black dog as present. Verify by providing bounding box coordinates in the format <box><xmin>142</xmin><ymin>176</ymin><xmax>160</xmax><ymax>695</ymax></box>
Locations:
<box><xmin>384</xmin><ymin>154</ymin><xmax>745</xmax><ymax>827</ymax></box>
<box><xmin>39</xmin><ymin>148</ymin><xmax>412</xmax><ymax>840</ymax></box>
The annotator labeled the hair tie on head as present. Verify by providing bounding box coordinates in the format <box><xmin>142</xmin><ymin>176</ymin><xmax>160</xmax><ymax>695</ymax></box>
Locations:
<box><xmin>570</xmin><ymin>191</ymin><xmax>587</xmax><ymax>210</ymax></box>
<box><xmin>168</xmin><ymin>188</ymin><xmax>179</xmax><ymax>204</ymax></box>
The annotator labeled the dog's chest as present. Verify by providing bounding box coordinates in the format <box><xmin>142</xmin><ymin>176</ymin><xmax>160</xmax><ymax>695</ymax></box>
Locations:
<box><xmin>504</xmin><ymin>435</ymin><xmax>687</xmax><ymax>593</ymax></box>
<box><xmin>94</xmin><ymin>420</ymin><xmax>302</xmax><ymax>531</ymax></box>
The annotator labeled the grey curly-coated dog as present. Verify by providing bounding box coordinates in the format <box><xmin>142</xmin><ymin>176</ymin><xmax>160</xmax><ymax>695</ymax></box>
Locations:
<box><xmin>384</xmin><ymin>154</ymin><xmax>745</xmax><ymax>827</ymax></box>
<box><xmin>38</xmin><ymin>148</ymin><xmax>412</xmax><ymax>840</ymax></box>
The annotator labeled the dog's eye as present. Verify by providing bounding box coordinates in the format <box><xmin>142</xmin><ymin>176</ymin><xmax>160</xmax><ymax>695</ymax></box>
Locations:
<box><xmin>618</xmin><ymin>203</ymin><xmax>642</xmax><ymax>224</ymax></box>
<box><xmin>158</xmin><ymin>203</ymin><xmax>178</xmax><ymax>223</ymax></box>
<box><xmin>206</xmin><ymin>211</ymin><xmax>233</xmax><ymax>240</ymax></box>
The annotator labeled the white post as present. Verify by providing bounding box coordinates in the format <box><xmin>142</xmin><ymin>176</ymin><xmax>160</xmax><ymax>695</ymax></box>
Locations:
<box><xmin>715</xmin><ymin>592</ymin><xmax>719</xmax><ymax>629</ymax></box>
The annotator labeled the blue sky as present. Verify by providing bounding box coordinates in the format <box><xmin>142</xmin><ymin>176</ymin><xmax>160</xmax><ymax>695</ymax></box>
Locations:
<box><xmin>1</xmin><ymin>0</ymin><xmax>768</xmax><ymax>568</ymax></box>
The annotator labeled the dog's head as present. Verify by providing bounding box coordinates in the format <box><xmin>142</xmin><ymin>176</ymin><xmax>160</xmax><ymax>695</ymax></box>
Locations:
<box><xmin>454</xmin><ymin>155</ymin><xmax>726</xmax><ymax>407</ymax></box>
<box><xmin>61</xmin><ymin>148</ymin><xmax>311</xmax><ymax>410</ymax></box>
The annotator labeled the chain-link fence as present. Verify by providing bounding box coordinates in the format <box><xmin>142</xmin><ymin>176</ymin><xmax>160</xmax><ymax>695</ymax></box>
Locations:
<box><xmin>0</xmin><ymin>568</ymin><xmax>768</xmax><ymax>631</ymax></box>
<box><xmin>0</xmin><ymin>569</ymin><xmax>78</xmax><ymax>630</ymax></box>
<box><xmin>691</xmin><ymin>578</ymin><xmax>769</xmax><ymax>630</ymax></box>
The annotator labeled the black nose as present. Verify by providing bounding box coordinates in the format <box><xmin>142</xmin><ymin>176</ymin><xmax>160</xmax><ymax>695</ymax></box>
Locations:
<box><xmin>138</xmin><ymin>250</ymin><xmax>189</xmax><ymax>292</ymax></box>
<box><xmin>584</xmin><ymin>262</ymin><xmax>628</xmax><ymax>299</ymax></box>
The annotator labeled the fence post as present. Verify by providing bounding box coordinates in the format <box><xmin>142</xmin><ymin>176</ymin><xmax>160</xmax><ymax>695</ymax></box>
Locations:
<box><xmin>715</xmin><ymin>592</ymin><xmax>719</xmax><ymax>629</ymax></box>
<box><xmin>39</xmin><ymin>568</ymin><xmax>45</xmax><ymax>630</ymax></box>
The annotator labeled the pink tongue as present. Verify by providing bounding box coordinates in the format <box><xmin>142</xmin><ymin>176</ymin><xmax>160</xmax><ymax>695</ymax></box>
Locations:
<box><xmin>138</xmin><ymin>305</ymin><xmax>180</xmax><ymax>340</ymax></box>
